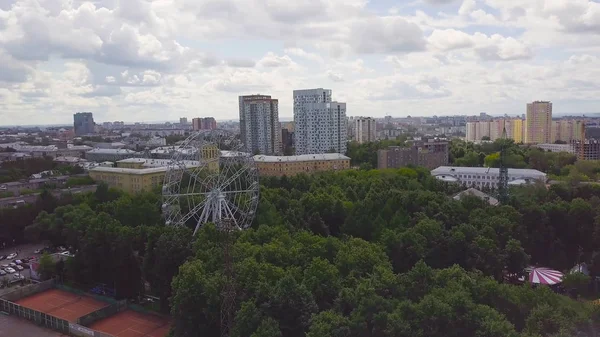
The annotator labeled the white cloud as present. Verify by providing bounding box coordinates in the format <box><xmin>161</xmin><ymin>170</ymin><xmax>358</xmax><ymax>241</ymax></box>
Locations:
<box><xmin>0</xmin><ymin>0</ymin><xmax>599</xmax><ymax>125</ymax></box>
<box><xmin>257</xmin><ymin>52</ymin><xmax>295</xmax><ymax>68</ymax></box>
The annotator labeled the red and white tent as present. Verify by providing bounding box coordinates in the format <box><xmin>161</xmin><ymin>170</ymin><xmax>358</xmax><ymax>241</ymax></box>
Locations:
<box><xmin>528</xmin><ymin>267</ymin><xmax>564</xmax><ymax>285</ymax></box>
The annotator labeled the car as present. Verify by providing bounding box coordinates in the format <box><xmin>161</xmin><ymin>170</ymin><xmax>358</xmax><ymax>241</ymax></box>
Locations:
<box><xmin>15</xmin><ymin>265</ymin><xmax>24</xmax><ymax>271</ymax></box>
<box><xmin>6</xmin><ymin>253</ymin><xmax>17</xmax><ymax>259</ymax></box>
<box><xmin>5</xmin><ymin>267</ymin><xmax>15</xmax><ymax>273</ymax></box>
<box><xmin>9</xmin><ymin>263</ymin><xmax>16</xmax><ymax>268</ymax></box>
<box><xmin>14</xmin><ymin>260</ymin><xmax>22</xmax><ymax>265</ymax></box>
<box><xmin>1</xmin><ymin>264</ymin><xmax>8</xmax><ymax>268</ymax></box>
<box><xmin>13</xmin><ymin>273</ymin><xmax>24</xmax><ymax>280</ymax></box>
<box><xmin>0</xmin><ymin>255</ymin><xmax>5</xmax><ymax>260</ymax></box>
<box><xmin>0</xmin><ymin>184</ymin><xmax>7</xmax><ymax>190</ymax></box>
<box><xmin>0</xmin><ymin>269</ymin><xmax>6</xmax><ymax>276</ymax></box>
<box><xmin>33</xmin><ymin>248</ymin><xmax>42</xmax><ymax>254</ymax></box>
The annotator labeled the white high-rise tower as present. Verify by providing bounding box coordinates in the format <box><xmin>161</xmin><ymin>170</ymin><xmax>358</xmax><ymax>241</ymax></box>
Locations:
<box><xmin>293</xmin><ymin>88</ymin><xmax>347</xmax><ymax>155</ymax></box>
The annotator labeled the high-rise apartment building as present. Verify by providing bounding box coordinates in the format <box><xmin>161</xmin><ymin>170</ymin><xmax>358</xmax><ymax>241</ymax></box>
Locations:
<box><xmin>179</xmin><ymin>117</ymin><xmax>188</xmax><ymax>125</ymax></box>
<box><xmin>293</xmin><ymin>88</ymin><xmax>347</xmax><ymax>155</ymax></box>
<box><xmin>526</xmin><ymin>101</ymin><xmax>552</xmax><ymax>144</ymax></box>
<box><xmin>238</xmin><ymin>95</ymin><xmax>282</xmax><ymax>155</ymax></box>
<box><xmin>353</xmin><ymin>117</ymin><xmax>377</xmax><ymax>144</ymax></box>
<box><xmin>73</xmin><ymin>112</ymin><xmax>95</xmax><ymax>136</ymax></box>
<box><xmin>192</xmin><ymin>117</ymin><xmax>217</xmax><ymax>131</ymax></box>
<box><xmin>552</xmin><ymin>120</ymin><xmax>585</xmax><ymax>143</ymax></box>
<box><xmin>466</xmin><ymin>119</ymin><xmax>525</xmax><ymax>143</ymax></box>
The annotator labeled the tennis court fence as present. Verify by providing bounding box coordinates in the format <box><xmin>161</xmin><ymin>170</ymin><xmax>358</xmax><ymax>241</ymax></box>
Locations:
<box><xmin>0</xmin><ymin>278</ymin><xmax>56</xmax><ymax>302</ymax></box>
<box><xmin>0</xmin><ymin>297</ymin><xmax>70</xmax><ymax>334</ymax></box>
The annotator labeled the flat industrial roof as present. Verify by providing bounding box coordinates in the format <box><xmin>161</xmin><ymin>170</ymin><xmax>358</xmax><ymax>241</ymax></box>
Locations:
<box><xmin>431</xmin><ymin>166</ymin><xmax>546</xmax><ymax>177</ymax></box>
<box><xmin>253</xmin><ymin>153</ymin><xmax>350</xmax><ymax>163</ymax></box>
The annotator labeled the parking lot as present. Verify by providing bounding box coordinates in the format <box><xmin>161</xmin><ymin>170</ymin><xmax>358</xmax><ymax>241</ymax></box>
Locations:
<box><xmin>0</xmin><ymin>243</ymin><xmax>45</xmax><ymax>293</ymax></box>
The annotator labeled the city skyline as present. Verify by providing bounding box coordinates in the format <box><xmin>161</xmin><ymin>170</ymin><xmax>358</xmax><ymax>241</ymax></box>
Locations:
<box><xmin>1</xmin><ymin>0</ymin><xmax>599</xmax><ymax>125</ymax></box>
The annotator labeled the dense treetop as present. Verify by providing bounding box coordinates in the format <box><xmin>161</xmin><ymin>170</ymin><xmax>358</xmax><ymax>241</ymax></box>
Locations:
<box><xmin>2</xmin><ymin>166</ymin><xmax>600</xmax><ymax>336</ymax></box>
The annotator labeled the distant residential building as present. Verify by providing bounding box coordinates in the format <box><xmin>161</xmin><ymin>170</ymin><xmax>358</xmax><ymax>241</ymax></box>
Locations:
<box><xmin>238</xmin><ymin>95</ymin><xmax>282</xmax><ymax>155</ymax></box>
<box><xmin>282</xmin><ymin>122</ymin><xmax>295</xmax><ymax>132</ymax></box>
<box><xmin>353</xmin><ymin>117</ymin><xmax>377</xmax><ymax>144</ymax></box>
<box><xmin>431</xmin><ymin>166</ymin><xmax>547</xmax><ymax>189</ymax></box>
<box><xmin>526</xmin><ymin>101</ymin><xmax>552</xmax><ymax>143</ymax></box>
<box><xmin>536</xmin><ymin>143</ymin><xmax>574</xmax><ymax>153</ymax></box>
<box><xmin>294</xmin><ymin>88</ymin><xmax>347</xmax><ymax>155</ymax></box>
<box><xmin>192</xmin><ymin>117</ymin><xmax>217</xmax><ymax>131</ymax></box>
<box><xmin>551</xmin><ymin>120</ymin><xmax>585</xmax><ymax>143</ymax></box>
<box><xmin>253</xmin><ymin>153</ymin><xmax>350</xmax><ymax>177</ymax></box>
<box><xmin>281</xmin><ymin>128</ymin><xmax>294</xmax><ymax>155</ymax></box>
<box><xmin>377</xmin><ymin>140</ymin><xmax>449</xmax><ymax>170</ymax></box>
<box><xmin>571</xmin><ymin>140</ymin><xmax>600</xmax><ymax>161</ymax></box>
<box><xmin>466</xmin><ymin>119</ymin><xmax>525</xmax><ymax>143</ymax></box>
<box><xmin>73</xmin><ymin>112</ymin><xmax>95</xmax><ymax>136</ymax></box>
<box><xmin>179</xmin><ymin>117</ymin><xmax>188</xmax><ymax>125</ymax></box>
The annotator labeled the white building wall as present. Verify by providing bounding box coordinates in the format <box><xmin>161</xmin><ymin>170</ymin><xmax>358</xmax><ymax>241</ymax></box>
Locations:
<box><xmin>294</xmin><ymin>88</ymin><xmax>347</xmax><ymax>155</ymax></box>
<box><xmin>354</xmin><ymin>117</ymin><xmax>376</xmax><ymax>144</ymax></box>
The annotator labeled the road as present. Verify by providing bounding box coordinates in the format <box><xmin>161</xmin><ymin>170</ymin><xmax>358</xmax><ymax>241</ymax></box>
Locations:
<box><xmin>0</xmin><ymin>185</ymin><xmax>97</xmax><ymax>209</ymax></box>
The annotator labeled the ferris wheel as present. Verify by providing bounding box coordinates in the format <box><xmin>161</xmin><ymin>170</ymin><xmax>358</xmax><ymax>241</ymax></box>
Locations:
<box><xmin>161</xmin><ymin>130</ymin><xmax>259</xmax><ymax>234</ymax></box>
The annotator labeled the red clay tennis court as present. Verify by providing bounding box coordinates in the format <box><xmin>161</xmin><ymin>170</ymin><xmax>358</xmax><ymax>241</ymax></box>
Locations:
<box><xmin>89</xmin><ymin>310</ymin><xmax>171</xmax><ymax>337</ymax></box>
<box><xmin>15</xmin><ymin>289</ymin><xmax>108</xmax><ymax>322</ymax></box>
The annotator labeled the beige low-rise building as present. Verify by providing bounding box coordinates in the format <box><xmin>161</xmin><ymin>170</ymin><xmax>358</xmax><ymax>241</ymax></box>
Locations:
<box><xmin>253</xmin><ymin>153</ymin><xmax>350</xmax><ymax>177</ymax></box>
<box><xmin>89</xmin><ymin>166</ymin><xmax>168</xmax><ymax>194</ymax></box>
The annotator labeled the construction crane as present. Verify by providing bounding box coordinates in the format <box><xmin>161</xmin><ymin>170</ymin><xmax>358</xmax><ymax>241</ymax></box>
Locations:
<box><xmin>497</xmin><ymin>122</ymin><xmax>509</xmax><ymax>204</ymax></box>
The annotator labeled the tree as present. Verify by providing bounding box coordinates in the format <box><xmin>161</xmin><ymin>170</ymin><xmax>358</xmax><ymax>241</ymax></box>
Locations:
<box><xmin>38</xmin><ymin>253</ymin><xmax>56</xmax><ymax>281</ymax></box>
<box><xmin>562</xmin><ymin>272</ymin><xmax>591</xmax><ymax>298</ymax></box>
<box><xmin>143</xmin><ymin>227</ymin><xmax>193</xmax><ymax>312</ymax></box>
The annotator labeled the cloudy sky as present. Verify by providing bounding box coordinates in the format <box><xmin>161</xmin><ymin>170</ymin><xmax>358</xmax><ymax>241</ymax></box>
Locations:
<box><xmin>0</xmin><ymin>0</ymin><xmax>599</xmax><ymax>125</ymax></box>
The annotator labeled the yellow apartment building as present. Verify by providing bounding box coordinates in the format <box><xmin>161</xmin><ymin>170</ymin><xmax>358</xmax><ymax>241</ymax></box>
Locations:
<box><xmin>89</xmin><ymin>166</ymin><xmax>167</xmax><ymax>194</ymax></box>
<box><xmin>253</xmin><ymin>153</ymin><xmax>350</xmax><ymax>177</ymax></box>
<box><xmin>511</xmin><ymin>119</ymin><xmax>524</xmax><ymax>143</ymax></box>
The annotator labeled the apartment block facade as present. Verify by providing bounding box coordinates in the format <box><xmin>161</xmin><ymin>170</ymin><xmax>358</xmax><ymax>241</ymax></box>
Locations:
<box><xmin>192</xmin><ymin>117</ymin><xmax>217</xmax><ymax>131</ymax></box>
<box><xmin>526</xmin><ymin>101</ymin><xmax>552</xmax><ymax>143</ymax></box>
<box><xmin>239</xmin><ymin>95</ymin><xmax>282</xmax><ymax>155</ymax></box>
<box><xmin>293</xmin><ymin>88</ymin><xmax>347</xmax><ymax>155</ymax></box>
<box><xmin>353</xmin><ymin>117</ymin><xmax>377</xmax><ymax>144</ymax></box>
<box><xmin>74</xmin><ymin>112</ymin><xmax>95</xmax><ymax>136</ymax></box>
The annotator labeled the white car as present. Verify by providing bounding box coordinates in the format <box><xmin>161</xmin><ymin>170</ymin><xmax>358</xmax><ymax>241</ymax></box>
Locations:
<box><xmin>5</xmin><ymin>267</ymin><xmax>15</xmax><ymax>274</ymax></box>
<box><xmin>1</xmin><ymin>264</ymin><xmax>8</xmax><ymax>268</ymax></box>
<box><xmin>0</xmin><ymin>269</ymin><xmax>6</xmax><ymax>276</ymax></box>
<box><xmin>13</xmin><ymin>273</ymin><xmax>24</xmax><ymax>280</ymax></box>
<box><xmin>7</xmin><ymin>253</ymin><xmax>17</xmax><ymax>259</ymax></box>
<box><xmin>16</xmin><ymin>265</ymin><xmax>24</xmax><ymax>271</ymax></box>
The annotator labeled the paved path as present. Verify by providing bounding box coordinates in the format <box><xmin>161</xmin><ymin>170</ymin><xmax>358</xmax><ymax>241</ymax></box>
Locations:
<box><xmin>0</xmin><ymin>314</ymin><xmax>69</xmax><ymax>337</ymax></box>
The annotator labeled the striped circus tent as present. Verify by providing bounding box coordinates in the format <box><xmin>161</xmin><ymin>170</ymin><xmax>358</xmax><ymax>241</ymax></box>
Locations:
<box><xmin>528</xmin><ymin>267</ymin><xmax>564</xmax><ymax>285</ymax></box>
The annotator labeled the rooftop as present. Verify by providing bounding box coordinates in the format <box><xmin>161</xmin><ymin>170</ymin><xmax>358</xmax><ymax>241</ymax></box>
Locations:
<box><xmin>86</xmin><ymin>148</ymin><xmax>138</xmax><ymax>154</ymax></box>
<box><xmin>89</xmin><ymin>166</ymin><xmax>170</xmax><ymax>175</ymax></box>
<box><xmin>253</xmin><ymin>153</ymin><xmax>350</xmax><ymax>163</ymax></box>
<box><xmin>453</xmin><ymin>188</ymin><xmax>499</xmax><ymax>206</ymax></box>
<box><xmin>431</xmin><ymin>166</ymin><xmax>546</xmax><ymax>177</ymax></box>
